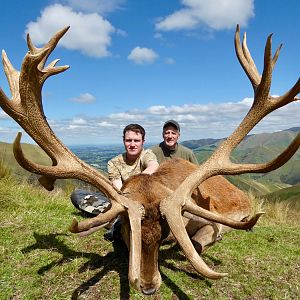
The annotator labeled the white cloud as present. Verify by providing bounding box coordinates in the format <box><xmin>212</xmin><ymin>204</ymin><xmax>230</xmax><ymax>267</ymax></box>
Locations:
<box><xmin>25</xmin><ymin>4</ymin><xmax>116</xmax><ymax>57</ymax></box>
<box><xmin>128</xmin><ymin>47</ymin><xmax>159</xmax><ymax>65</ymax></box>
<box><xmin>72</xmin><ymin>118</ymin><xmax>87</xmax><ymax>125</ymax></box>
<box><xmin>108</xmin><ymin>112</ymin><xmax>145</xmax><ymax>121</ymax></box>
<box><xmin>101</xmin><ymin>98</ymin><xmax>300</xmax><ymax>141</ymax></box>
<box><xmin>116</xmin><ymin>29</ymin><xmax>127</xmax><ymax>37</ymax></box>
<box><xmin>69</xmin><ymin>93</ymin><xmax>96</xmax><ymax>103</ymax></box>
<box><xmin>63</xmin><ymin>0</ymin><xmax>126</xmax><ymax>15</ymax></box>
<box><xmin>1</xmin><ymin>98</ymin><xmax>299</xmax><ymax>145</ymax></box>
<box><xmin>68</xmin><ymin>124</ymin><xmax>80</xmax><ymax>129</ymax></box>
<box><xmin>97</xmin><ymin>121</ymin><xmax>118</xmax><ymax>127</ymax></box>
<box><xmin>156</xmin><ymin>0</ymin><xmax>254</xmax><ymax>31</ymax></box>
<box><xmin>165</xmin><ymin>57</ymin><xmax>175</xmax><ymax>64</ymax></box>
<box><xmin>154</xmin><ymin>32</ymin><xmax>163</xmax><ymax>40</ymax></box>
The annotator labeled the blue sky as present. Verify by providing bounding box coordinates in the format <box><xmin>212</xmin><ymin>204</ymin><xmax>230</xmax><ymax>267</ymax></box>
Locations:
<box><xmin>0</xmin><ymin>0</ymin><xmax>299</xmax><ymax>145</ymax></box>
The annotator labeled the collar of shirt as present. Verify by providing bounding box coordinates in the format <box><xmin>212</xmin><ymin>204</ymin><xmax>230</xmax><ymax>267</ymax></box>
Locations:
<box><xmin>160</xmin><ymin>142</ymin><xmax>178</xmax><ymax>156</ymax></box>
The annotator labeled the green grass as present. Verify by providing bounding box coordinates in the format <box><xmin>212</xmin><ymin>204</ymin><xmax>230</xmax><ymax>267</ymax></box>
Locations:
<box><xmin>0</xmin><ymin>158</ymin><xmax>11</xmax><ymax>179</ymax></box>
<box><xmin>1</xmin><ymin>175</ymin><xmax>299</xmax><ymax>300</ymax></box>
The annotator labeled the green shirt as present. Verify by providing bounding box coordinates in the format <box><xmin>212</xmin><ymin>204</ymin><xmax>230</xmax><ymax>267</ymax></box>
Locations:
<box><xmin>151</xmin><ymin>142</ymin><xmax>198</xmax><ymax>165</ymax></box>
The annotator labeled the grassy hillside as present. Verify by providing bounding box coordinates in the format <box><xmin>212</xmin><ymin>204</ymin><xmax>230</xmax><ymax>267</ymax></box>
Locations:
<box><xmin>193</xmin><ymin>128</ymin><xmax>300</xmax><ymax>194</ymax></box>
<box><xmin>264</xmin><ymin>184</ymin><xmax>300</xmax><ymax>203</ymax></box>
<box><xmin>231</xmin><ymin>130</ymin><xmax>300</xmax><ymax>185</ymax></box>
<box><xmin>0</xmin><ymin>141</ymin><xmax>51</xmax><ymax>178</ymax></box>
<box><xmin>0</xmin><ymin>173</ymin><xmax>299</xmax><ymax>299</ymax></box>
<box><xmin>0</xmin><ymin>142</ymin><xmax>107</xmax><ymax>192</ymax></box>
<box><xmin>226</xmin><ymin>175</ymin><xmax>290</xmax><ymax>195</ymax></box>
<box><xmin>182</xmin><ymin>138</ymin><xmax>223</xmax><ymax>149</ymax></box>
<box><xmin>183</xmin><ymin>127</ymin><xmax>300</xmax><ymax>150</ymax></box>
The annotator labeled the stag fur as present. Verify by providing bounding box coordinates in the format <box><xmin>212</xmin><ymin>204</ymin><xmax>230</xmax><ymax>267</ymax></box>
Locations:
<box><xmin>118</xmin><ymin>158</ymin><xmax>253</xmax><ymax>292</ymax></box>
<box><xmin>0</xmin><ymin>25</ymin><xmax>299</xmax><ymax>295</ymax></box>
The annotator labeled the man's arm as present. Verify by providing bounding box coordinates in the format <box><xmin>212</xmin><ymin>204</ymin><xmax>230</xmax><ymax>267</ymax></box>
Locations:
<box><xmin>111</xmin><ymin>178</ymin><xmax>123</xmax><ymax>191</ymax></box>
<box><xmin>142</xmin><ymin>160</ymin><xmax>159</xmax><ymax>174</ymax></box>
<box><xmin>142</xmin><ymin>149</ymin><xmax>160</xmax><ymax>174</ymax></box>
<box><xmin>107</xmin><ymin>158</ymin><xmax>123</xmax><ymax>191</ymax></box>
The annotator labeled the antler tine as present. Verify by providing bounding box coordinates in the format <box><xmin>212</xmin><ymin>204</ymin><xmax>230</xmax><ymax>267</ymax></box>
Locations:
<box><xmin>184</xmin><ymin>200</ymin><xmax>264</xmax><ymax>230</ymax></box>
<box><xmin>69</xmin><ymin>201</ymin><xmax>126</xmax><ymax>235</ymax></box>
<box><xmin>274</xmin><ymin>77</ymin><xmax>300</xmax><ymax>109</ymax></box>
<box><xmin>272</xmin><ymin>43</ymin><xmax>282</xmax><ymax>68</ymax></box>
<box><xmin>26</xmin><ymin>26</ymin><xmax>70</xmax><ymax>71</ymax></box>
<box><xmin>160</xmin><ymin>27</ymin><xmax>300</xmax><ymax>280</ymax></box>
<box><xmin>69</xmin><ymin>190</ymin><xmax>145</xmax><ymax>290</ymax></box>
<box><xmin>221</xmin><ymin>132</ymin><xmax>300</xmax><ymax>175</ymax></box>
<box><xmin>160</xmin><ymin>199</ymin><xmax>228</xmax><ymax>279</ymax></box>
<box><xmin>164</xmin><ymin>28</ymin><xmax>300</xmax><ymax>203</ymax></box>
<box><xmin>1</xmin><ymin>50</ymin><xmax>20</xmax><ymax>102</ymax></box>
<box><xmin>235</xmin><ymin>25</ymin><xmax>261</xmax><ymax>89</ymax></box>
<box><xmin>255</xmin><ymin>33</ymin><xmax>274</xmax><ymax>103</ymax></box>
<box><xmin>0</xmin><ymin>28</ymin><xmax>132</xmax><ymax>208</ymax></box>
<box><xmin>27</xmin><ymin>31</ymin><xmax>41</xmax><ymax>54</ymax></box>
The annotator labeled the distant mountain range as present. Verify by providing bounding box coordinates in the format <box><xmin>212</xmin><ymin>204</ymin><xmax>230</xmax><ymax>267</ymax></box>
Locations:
<box><xmin>182</xmin><ymin>127</ymin><xmax>300</xmax><ymax>196</ymax></box>
<box><xmin>1</xmin><ymin>127</ymin><xmax>299</xmax><ymax>200</ymax></box>
<box><xmin>182</xmin><ymin>127</ymin><xmax>300</xmax><ymax>150</ymax></box>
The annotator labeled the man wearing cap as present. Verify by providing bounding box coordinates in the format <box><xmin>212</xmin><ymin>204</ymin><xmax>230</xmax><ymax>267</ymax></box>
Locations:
<box><xmin>151</xmin><ymin>120</ymin><xmax>198</xmax><ymax>164</ymax></box>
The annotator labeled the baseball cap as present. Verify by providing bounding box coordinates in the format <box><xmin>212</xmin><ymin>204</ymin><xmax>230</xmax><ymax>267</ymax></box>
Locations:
<box><xmin>163</xmin><ymin>120</ymin><xmax>180</xmax><ymax>132</ymax></box>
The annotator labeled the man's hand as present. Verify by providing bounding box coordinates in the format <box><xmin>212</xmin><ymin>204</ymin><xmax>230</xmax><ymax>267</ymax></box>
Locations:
<box><xmin>112</xmin><ymin>178</ymin><xmax>123</xmax><ymax>191</ymax></box>
<box><xmin>142</xmin><ymin>160</ymin><xmax>159</xmax><ymax>175</ymax></box>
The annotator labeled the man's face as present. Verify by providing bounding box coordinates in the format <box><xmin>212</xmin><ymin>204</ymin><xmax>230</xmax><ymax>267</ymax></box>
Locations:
<box><xmin>163</xmin><ymin>125</ymin><xmax>180</xmax><ymax>149</ymax></box>
<box><xmin>124</xmin><ymin>130</ymin><xmax>144</xmax><ymax>158</ymax></box>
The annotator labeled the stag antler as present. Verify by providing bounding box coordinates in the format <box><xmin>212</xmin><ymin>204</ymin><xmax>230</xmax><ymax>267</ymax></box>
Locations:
<box><xmin>0</xmin><ymin>27</ymin><xmax>145</xmax><ymax>290</ymax></box>
<box><xmin>160</xmin><ymin>25</ymin><xmax>300</xmax><ymax>278</ymax></box>
<box><xmin>1</xmin><ymin>25</ymin><xmax>299</xmax><ymax>287</ymax></box>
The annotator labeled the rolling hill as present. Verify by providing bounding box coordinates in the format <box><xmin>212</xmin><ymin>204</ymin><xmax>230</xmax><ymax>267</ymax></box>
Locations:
<box><xmin>264</xmin><ymin>184</ymin><xmax>300</xmax><ymax>203</ymax></box>
<box><xmin>182</xmin><ymin>127</ymin><xmax>300</xmax><ymax>195</ymax></box>
<box><xmin>1</xmin><ymin>127</ymin><xmax>299</xmax><ymax>199</ymax></box>
<box><xmin>0</xmin><ymin>141</ymin><xmax>51</xmax><ymax>178</ymax></box>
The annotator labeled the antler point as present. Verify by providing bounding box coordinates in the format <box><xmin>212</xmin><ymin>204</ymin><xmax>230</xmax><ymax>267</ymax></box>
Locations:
<box><xmin>267</xmin><ymin>33</ymin><xmax>273</xmax><ymax>41</ymax></box>
<box><xmin>15</xmin><ymin>131</ymin><xmax>22</xmax><ymax>141</ymax></box>
<box><xmin>69</xmin><ymin>218</ymin><xmax>79</xmax><ymax>233</ymax></box>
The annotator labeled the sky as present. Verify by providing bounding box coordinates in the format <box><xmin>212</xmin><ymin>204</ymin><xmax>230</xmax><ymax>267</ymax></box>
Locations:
<box><xmin>0</xmin><ymin>0</ymin><xmax>299</xmax><ymax>145</ymax></box>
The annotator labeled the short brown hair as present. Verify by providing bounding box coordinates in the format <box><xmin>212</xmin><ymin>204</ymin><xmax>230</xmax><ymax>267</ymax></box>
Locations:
<box><xmin>123</xmin><ymin>124</ymin><xmax>145</xmax><ymax>140</ymax></box>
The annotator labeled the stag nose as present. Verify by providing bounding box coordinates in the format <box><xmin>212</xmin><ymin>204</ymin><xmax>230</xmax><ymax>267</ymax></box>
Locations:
<box><xmin>141</xmin><ymin>287</ymin><xmax>157</xmax><ymax>295</ymax></box>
